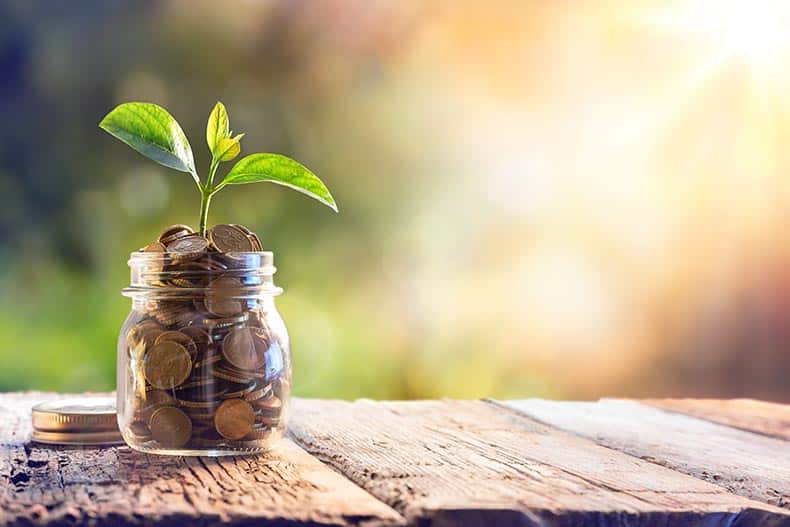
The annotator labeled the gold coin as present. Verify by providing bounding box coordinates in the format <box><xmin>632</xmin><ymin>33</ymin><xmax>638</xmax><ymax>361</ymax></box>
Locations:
<box><xmin>157</xmin><ymin>224</ymin><xmax>195</xmax><ymax>245</ymax></box>
<box><xmin>222</xmin><ymin>327</ymin><xmax>268</xmax><ymax>371</ymax></box>
<box><xmin>208</xmin><ymin>224</ymin><xmax>254</xmax><ymax>253</ymax></box>
<box><xmin>143</xmin><ymin>341</ymin><xmax>192</xmax><ymax>389</ymax></box>
<box><xmin>205</xmin><ymin>277</ymin><xmax>244</xmax><ymax>317</ymax></box>
<box><xmin>149</xmin><ymin>406</ymin><xmax>192</xmax><ymax>448</ymax></box>
<box><xmin>166</xmin><ymin>234</ymin><xmax>208</xmax><ymax>261</ymax></box>
<box><xmin>214</xmin><ymin>399</ymin><xmax>255</xmax><ymax>440</ymax></box>
<box><xmin>154</xmin><ymin>331</ymin><xmax>198</xmax><ymax>356</ymax></box>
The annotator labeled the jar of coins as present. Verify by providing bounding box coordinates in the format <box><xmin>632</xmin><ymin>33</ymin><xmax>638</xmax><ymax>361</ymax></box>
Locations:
<box><xmin>117</xmin><ymin>224</ymin><xmax>290</xmax><ymax>456</ymax></box>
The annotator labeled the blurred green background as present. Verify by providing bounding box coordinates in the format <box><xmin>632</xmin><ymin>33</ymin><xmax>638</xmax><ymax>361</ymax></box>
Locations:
<box><xmin>1</xmin><ymin>1</ymin><xmax>789</xmax><ymax>401</ymax></box>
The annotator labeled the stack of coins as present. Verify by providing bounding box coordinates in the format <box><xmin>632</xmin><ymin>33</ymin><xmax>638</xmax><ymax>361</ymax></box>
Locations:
<box><xmin>122</xmin><ymin>224</ymin><xmax>288</xmax><ymax>451</ymax></box>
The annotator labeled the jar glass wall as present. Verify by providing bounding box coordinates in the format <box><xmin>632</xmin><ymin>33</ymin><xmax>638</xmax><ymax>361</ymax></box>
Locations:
<box><xmin>117</xmin><ymin>251</ymin><xmax>290</xmax><ymax>456</ymax></box>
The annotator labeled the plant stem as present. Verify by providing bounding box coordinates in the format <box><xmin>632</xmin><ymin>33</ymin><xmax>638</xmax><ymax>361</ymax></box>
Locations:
<box><xmin>198</xmin><ymin>190</ymin><xmax>212</xmax><ymax>237</ymax></box>
<box><xmin>207</xmin><ymin>157</ymin><xmax>220</xmax><ymax>189</ymax></box>
<box><xmin>198</xmin><ymin>157</ymin><xmax>221</xmax><ymax>236</ymax></box>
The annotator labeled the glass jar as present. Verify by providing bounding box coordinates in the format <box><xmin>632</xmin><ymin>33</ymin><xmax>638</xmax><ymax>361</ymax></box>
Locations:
<box><xmin>117</xmin><ymin>250</ymin><xmax>290</xmax><ymax>456</ymax></box>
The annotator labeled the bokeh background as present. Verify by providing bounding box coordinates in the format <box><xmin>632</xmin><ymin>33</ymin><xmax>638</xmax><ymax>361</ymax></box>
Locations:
<box><xmin>1</xmin><ymin>0</ymin><xmax>789</xmax><ymax>401</ymax></box>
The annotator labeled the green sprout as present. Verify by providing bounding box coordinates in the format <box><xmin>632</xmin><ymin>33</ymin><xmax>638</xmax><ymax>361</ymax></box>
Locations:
<box><xmin>99</xmin><ymin>101</ymin><xmax>337</xmax><ymax>235</ymax></box>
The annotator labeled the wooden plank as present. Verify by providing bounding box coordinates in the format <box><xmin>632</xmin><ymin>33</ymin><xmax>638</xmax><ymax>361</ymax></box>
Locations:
<box><xmin>0</xmin><ymin>392</ymin><xmax>404</xmax><ymax>527</ymax></box>
<box><xmin>644</xmin><ymin>398</ymin><xmax>790</xmax><ymax>441</ymax></box>
<box><xmin>289</xmin><ymin>398</ymin><xmax>790</xmax><ymax>526</ymax></box>
<box><xmin>501</xmin><ymin>398</ymin><xmax>790</xmax><ymax>511</ymax></box>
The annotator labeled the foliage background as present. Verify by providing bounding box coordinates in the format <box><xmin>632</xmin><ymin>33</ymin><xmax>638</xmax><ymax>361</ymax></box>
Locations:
<box><xmin>1</xmin><ymin>1</ymin><xmax>788</xmax><ymax>401</ymax></box>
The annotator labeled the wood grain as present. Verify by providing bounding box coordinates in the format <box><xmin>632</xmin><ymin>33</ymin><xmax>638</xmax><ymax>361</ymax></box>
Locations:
<box><xmin>0</xmin><ymin>392</ymin><xmax>403</xmax><ymax>527</ymax></box>
<box><xmin>502</xmin><ymin>399</ymin><xmax>790</xmax><ymax>510</ymax></box>
<box><xmin>289</xmin><ymin>398</ymin><xmax>790</xmax><ymax>526</ymax></box>
<box><xmin>644</xmin><ymin>398</ymin><xmax>790</xmax><ymax>441</ymax></box>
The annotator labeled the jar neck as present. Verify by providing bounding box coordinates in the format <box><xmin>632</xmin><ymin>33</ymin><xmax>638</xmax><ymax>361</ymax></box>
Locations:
<box><xmin>123</xmin><ymin>251</ymin><xmax>282</xmax><ymax>301</ymax></box>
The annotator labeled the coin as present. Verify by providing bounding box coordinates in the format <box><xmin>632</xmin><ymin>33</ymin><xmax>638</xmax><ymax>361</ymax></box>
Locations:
<box><xmin>127</xmin><ymin>322</ymin><xmax>162</xmax><ymax>360</ymax></box>
<box><xmin>248</xmin><ymin>232</ymin><xmax>263</xmax><ymax>251</ymax></box>
<box><xmin>208</xmin><ymin>224</ymin><xmax>255</xmax><ymax>253</ymax></box>
<box><xmin>177</xmin><ymin>398</ymin><xmax>220</xmax><ymax>409</ymax></box>
<box><xmin>194</xmin><ymin>256</ymin><xmax>229</xmax><ymax>271</ymax></box>
<box><xmin>179</xmin><ymin>326</ymin><xmax>211</xmax><ymax>353</ymax></box>
<box><xmin>167</xmin><ymin>234</ymin><xmax>208</xmax><ymax>262</ymax></box>
<box><xmin>214</xmin><ymin>398</ymin><xmax>255</xmax><ymax>440</ymax></box>
<box><xmin>205</xmin><ymin>277</ymin><xmax>244</xmax><ymax>317</ymax></box>
<box><xmin>254</xmin><ymin>395</ymin><xmax>282</xmax><ymax>415</ymax></box>
<box><xmin>227</xmin><ymin>224</ymin><xmax>262</xmax><ymax>251</ymax></box>
<box><xmin>168</xmin><ymin>261</ymin><xmax>212</xmax><ymax>288</ymax></box>
<box><xmin>243</xmin><ymin>384</ymin><xmax>272</xmax><ymax>402</ymax></box>
<box><xmin>143</xmin><ymin>341</ymin><xmax>192</xmax><ymax>389</ymax></box>
<box><xmin>137</xmin><ymin>389</ymin><xmax>177</xmax><ymax>422</ymax></box>
<box><xmin>223</xmin><ymin>381</ymin><xmax>256</xmax><ymax>399</ymax></box>
<box><xmin>203</xmin><ymin>312</ymin><xmax>249</xmax><ymax>330</ymax></box>
<box><xmin>157</xmin><ymin>301</ymin><xmax>195</xmax><ymax>323</ymax></box>
<box><xmin>192</xmin><ymin>353</ymin><xmax>222</xmax><ymax>369</ymax></box>
<box><xmin>128</xmin><ymin>421</ymin><xmax>152</xmax><ymax>440</ymax></box>
<box><xmin>186</xmin><ymin>411</ymin><xmax>218</xmax><ymax>423</ymax></box>
<box><xmin>157</xmin><ymin>224</ymin><xmax>195</xmax><ymax>246</ymax></box>
<box><xmin>220</xmin><ymin>363</ymin><xmax>267</xmax><ymax>379</ymax></box>
<box><xmin>128</xmin><ymin>319</ymin><xmax>161</xmax><ymax>342</ymax></box>
<box><xmin>154</xmin><ymin>331</ymin><xmax>198</xmax><ymax>356</ymax></box>
<box><xmin>142</xmin><ymin>389</ymin><xmax>176</xmax><ymax>406</ymax></box>
<box><xmin>140</xmin><ymin>242</ymin><xmax>167</xmax><ymax>270</ymax></box>
<box><xmin>149</xmin><ymin>406</ymin><xmax>192</xmax><ymax>448</ymax></box>
<box><xmin>230</xmin><ymin>224</ymin><xmax>252</xmax><ymax>236</ymax></box>
<box><xmin>212</xmin><ymin>367</ymin><xmax>254</xmax><ymax>384</ymax></box>
<box><xmin>222</xmin><ymin>327</ymin><xmax>268</xmax><ymax>371</ymax></box>
<box><xmin>175</xmin><ymin>376</ymin><xmax>218</xmax><ymax>390</ymax></box>
<box><xmin>257</xmin><ymin>415</ymin><xmax>281</xmax><ymax>427</ymax></box>
<box><xmin>243</xmin><ymin>427</ymin><xmax>274</xmax><ymax>441</ymax></box>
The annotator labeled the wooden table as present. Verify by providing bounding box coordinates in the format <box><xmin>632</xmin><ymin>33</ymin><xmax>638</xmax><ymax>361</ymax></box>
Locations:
<box><xmin>1</xmin><ymin>393</ymin><xmax>788</xmax><ymax>526</ymax></box>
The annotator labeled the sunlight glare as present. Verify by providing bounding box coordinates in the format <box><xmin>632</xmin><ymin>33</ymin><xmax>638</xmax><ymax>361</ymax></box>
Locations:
<box><xmin>716</xmin><ymin>0</ymin><xmax>790</xmax><ymax>61</ymax></box>
<box><xmin>640</xmin><ymin>0</ymin><xmax>790</xmax><ymax>64</ymax></box>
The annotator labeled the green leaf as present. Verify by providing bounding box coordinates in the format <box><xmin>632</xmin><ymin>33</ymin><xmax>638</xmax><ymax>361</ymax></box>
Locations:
<box><xmin>215</xmin><ymin>133</ymin><xmax>244</xmax><ymax>162</ymax></box>
<box><xmin>99</xmin><ymin>102</ymin><xmax>196</xmax><ymax>178</ymax></box>
<box><xmin>206</xmin><ymin>101</ymin><xmax>230</xmax><ymax>154</ymax></box>
<box><xmin>222</xmin><ymin>153</ymin><xmax>338</xmax><ymax>212</ymax></box>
